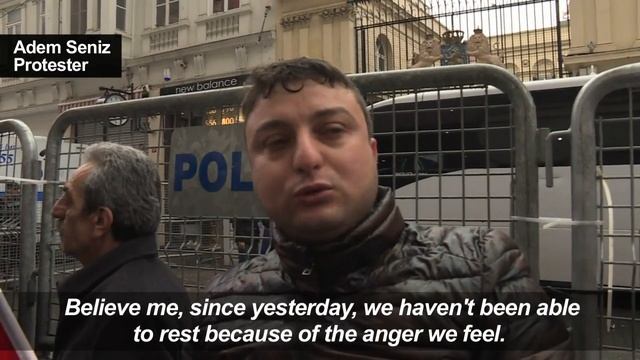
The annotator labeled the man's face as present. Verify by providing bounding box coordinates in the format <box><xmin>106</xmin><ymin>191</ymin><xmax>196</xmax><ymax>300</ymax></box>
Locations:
<box><xmin>52</xmin><ymin>163</ymin><xmax>98</xmax><ymax>260</ymax></box>
<box><xmin>245</xmin><ymin>80</ymin><xmax>378</xmax><ymax>243</ymax></box>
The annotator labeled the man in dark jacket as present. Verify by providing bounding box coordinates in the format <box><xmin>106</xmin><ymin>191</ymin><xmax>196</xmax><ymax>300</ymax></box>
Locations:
<box><xmin>52</xmin><ymin>142</ymin><xmax>190</xmax><ymax>360</ymax></box>
<box><xmin>199</xmin><ymin>58</ymin><xmax>572</xmax><ymax>358</ymax></box>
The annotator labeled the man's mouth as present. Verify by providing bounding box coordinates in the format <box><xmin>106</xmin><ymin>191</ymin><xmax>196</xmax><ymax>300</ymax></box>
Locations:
<box><xmin>293</xmin><ymin>183</ymin><xmax>334</xmax><ymax>204</ymax></box>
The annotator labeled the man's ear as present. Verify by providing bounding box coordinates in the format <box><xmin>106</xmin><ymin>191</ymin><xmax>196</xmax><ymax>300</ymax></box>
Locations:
<box><xmin>369</xmin><ymin>137</ymin><xmax>378</xmax><ymax>158</ymax></box>
<box><xmin>92</xmin><ymin>207</ymin><xmax>114</xmax><ymax>237</ymax></box>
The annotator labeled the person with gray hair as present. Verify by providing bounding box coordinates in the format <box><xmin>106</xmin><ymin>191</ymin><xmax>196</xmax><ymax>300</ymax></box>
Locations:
<box><xmin>79</xmin><ymin>142</ymin><xmax>161</xmax><ymax>243</ymax></box>
<box><xmin>52</xmin><ymin>142</ymin><xmax>189</xmax><ymax>360</ymax></box>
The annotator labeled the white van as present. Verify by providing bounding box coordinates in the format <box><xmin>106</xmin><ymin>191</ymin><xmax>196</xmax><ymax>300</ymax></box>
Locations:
<box><xmin>370</xmin><ymin>75</ymin><xmax>640</xmax><ymax>288</ymax></box>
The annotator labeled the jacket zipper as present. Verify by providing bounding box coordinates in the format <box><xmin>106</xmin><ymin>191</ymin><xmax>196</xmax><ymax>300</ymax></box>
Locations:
<box><xmin>301</xmin><ymin>267</ymin><xmax>313</xmax><ymax>276</ymax></box>
<box><xmin>302</xmin><ymin>249</ymin><xmax>314</xmax><ymax>275</ymax></box>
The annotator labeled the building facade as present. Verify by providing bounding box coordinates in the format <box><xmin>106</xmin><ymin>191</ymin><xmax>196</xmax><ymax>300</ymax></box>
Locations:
<box><xmin>565</xmin><ymin>0</ymin><xmax>640</xmax><ymax>74</ymax></box>
<box><xmin>501</xmin><ymin>21</ymin><xmax>570</xmax><ymax>81</ymax></box>
<box><xmin>2</xmin><ymin>0</ymin><xmax>640</xmax><ymax>138</ymax></box>
<box><xmin>352</xmin><ymin>0</ymin><xmax>448</xmax><ymax>73</ymax></box>
<box><xmin>276</xmin><ymin>0</ymin><xmax>358</xmax><ymax>73</ymax></box>
<box><xmin>0</xmin><ymin>0</ymin><xmax>277</xmax><ymax>136</ymax></box>
<box><xmin>350</xmin><ymin>0</ymin><xmax>572</xmax><ymax>80</ymax></box>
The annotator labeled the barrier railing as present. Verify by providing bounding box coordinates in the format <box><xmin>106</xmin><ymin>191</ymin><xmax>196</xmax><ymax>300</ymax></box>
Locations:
<box><xmin>36</xmin><ymin>64</ymin><xmax>539</xmax><ymax>347</ymax></box>
<box><xmin>0</xmin><ymin>118</ymin><xmax>40</xmax><ymax>345</ymax></box>
<box><xmin>547</xmin><ymin>62</ymin><xmax>640</xmax><ymax>358</ymax></box>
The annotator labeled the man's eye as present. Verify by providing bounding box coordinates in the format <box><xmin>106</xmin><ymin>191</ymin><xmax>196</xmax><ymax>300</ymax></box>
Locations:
<box><xmin>264</xmin><ymin>136</ymin><xmax>289</xmax><ymax>149</ymax></box>
<box><xmin>321</xmin><ymin>124</ymin><xmax>346</xmax><ymax>136</ymax></box>
<box><xmin>56</xmin><ymin>193</ymin><xmax>69</xmax><ymax>205</ymax></box>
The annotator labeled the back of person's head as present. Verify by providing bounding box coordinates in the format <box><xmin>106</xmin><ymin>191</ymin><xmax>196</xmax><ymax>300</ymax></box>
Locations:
<box><xmin>6</xmin><ymin>182</ymin><xmax>20</xmax><ymax>194</ymax></box>
<box><xmin>81</xmin><ymin>142</ymin><xmax>160</xmax><ymax>241</ymax></box>
<box><xmin>241</xmin><ymin>57</ymin><xmax>372</xmax><ymax>136</ymax></box>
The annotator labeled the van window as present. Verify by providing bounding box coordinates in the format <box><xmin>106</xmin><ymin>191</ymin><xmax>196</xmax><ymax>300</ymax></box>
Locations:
<box><xmin>372</xmin><ymin>82</ymin><xmax>640</xmax><ymax>189</ymax></box>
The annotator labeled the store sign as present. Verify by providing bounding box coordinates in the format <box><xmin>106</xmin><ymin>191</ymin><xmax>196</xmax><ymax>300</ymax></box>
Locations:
<box><xmin>160</xmin><ymin>75</ymin><xmax>248</xmax><ymax>96</ymax></box>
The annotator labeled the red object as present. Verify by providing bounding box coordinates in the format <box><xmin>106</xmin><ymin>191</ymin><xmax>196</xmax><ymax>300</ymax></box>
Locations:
<box><xmin>0</xmin><ymin>323</ymin><xmax>19</xmax><ymax>360</ymax></box>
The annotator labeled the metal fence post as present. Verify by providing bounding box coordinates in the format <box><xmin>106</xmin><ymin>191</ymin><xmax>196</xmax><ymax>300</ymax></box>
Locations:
<box><xmin>569</xmin><ymin>62</ymin><xmax>640</xmax><ymax>358</ymax></box>
<box><xmin>350</xmin><ymin>64</ymin><xmax>540</xmax><ymax>281</ymax></box>
<box><xmin>0</xmin><ymin>119</ymin><xmax>38</xmax><ymax>345</ymax></box>
<box><xmin>37</xmin><ymin>88</ymin><xmax>247</xmax><ymax>347</ymax></box>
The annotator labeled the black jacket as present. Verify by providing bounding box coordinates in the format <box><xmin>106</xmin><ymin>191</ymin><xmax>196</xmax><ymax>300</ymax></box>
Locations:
<box><xmin>53</xmin><ymin>235</ymin><xmax>190</xmax><ymax>360</ymax></box>
<box><xmin>198</xmin><ymin>187</ymin><xmax>572</xmax><ymax>359</ymax></box>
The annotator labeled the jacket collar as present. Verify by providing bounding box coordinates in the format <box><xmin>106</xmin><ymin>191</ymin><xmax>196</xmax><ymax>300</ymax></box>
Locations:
<box><xmin>58</xmin><ymin>234</ymin><xmax>158</xmax><ymax>297</ymax></box>
<box><xmin>273</xmin><ymin>187</ymin><xmax>405</xmax><ymax>291</ymax></box>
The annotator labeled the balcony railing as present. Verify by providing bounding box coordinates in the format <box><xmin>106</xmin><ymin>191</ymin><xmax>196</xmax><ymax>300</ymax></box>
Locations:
<box><xmin>0</xmin><ymin>78</ymin><xmax>24</xmax><ymax>88</ymax></box>
<box><xmin>149</xmin><ymin>28</ymin><xmax>179</xmax><ymax>52</ymax></box>
<box><xmin>196</xmin><ymin>6</ymin><xmax>251</xmax><ymax>43</ymax></box>
<box><xmin>206</xmin><ymin>14</ymin><xmax>240</xmax><ymax>40</ymax></box>
<box><xmin>143</xmin><ymin>22</ymin><xmax>189</xmax><ymax>54</ymax></box>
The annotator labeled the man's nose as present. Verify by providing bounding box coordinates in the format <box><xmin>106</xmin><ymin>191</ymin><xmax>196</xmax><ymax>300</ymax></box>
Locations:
<box><xmin>292</xmin><ymin>132</ymin><xmax>323</xmax><ymax>174</ymax></box>
<box><xmin>52</xmin><ymin>198</ymin><xmax>65</xmax><ymax>219</ymax></box>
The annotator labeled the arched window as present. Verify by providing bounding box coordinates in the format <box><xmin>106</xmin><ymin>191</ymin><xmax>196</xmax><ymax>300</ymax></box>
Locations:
<box><xmin>375</xmin><ymin>34</ymin><xmax>393</xmax><ymax>71</ymax></box>
<box><xmin>533</xmin><ymin>59</ymin><xmax>555</xmax><ymax>80</ymax></box>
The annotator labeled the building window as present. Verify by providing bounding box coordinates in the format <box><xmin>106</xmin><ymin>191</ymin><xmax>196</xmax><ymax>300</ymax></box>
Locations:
<box><xmin>6</xmin><ymin>8</ymin><xmax>21</xmax><ymax>34</ymax></box>
<box><xmin>116</xmin><ymin>0</ymin><xmax>126</xmax><ymax>31</ymax></box>
<box><xmin>213</xmin><ymin>0</ymin><xmax>239</xmax><ymax>13</ymax></box>
<box><xmin>375</xmin><ymin>34</ymin><xmax>393</xmax><ymax>71</ymax></box>
<box><xmin>38</xmin><ymin>0</ymin><xmax>46</xmax><ymax>34</ymax></box>
<box><xmin>533</xmin><ymin>59</ymin><xmax>555</xmax><ymax>80</ymax></box>
<box><xmin>70</xmin><ymin>0</ymin><xmax>87</xmax><ymax>34</ymax></box>
<box><xmin>96</xmin><ymin>0</ymin><xmax>101</xmax><ymax>29</ymax></box>
<box><xmin>156</xmin><ymin>0</ymin><xmax>179</xmax><ymax>27</ymax></box>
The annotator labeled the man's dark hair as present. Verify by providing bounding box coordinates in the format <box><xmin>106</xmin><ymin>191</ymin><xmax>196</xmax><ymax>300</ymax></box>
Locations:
<box><xmin>241</xmin><ymin>57</ymin><xmax>373</xmax><ymax>136</ymax></box>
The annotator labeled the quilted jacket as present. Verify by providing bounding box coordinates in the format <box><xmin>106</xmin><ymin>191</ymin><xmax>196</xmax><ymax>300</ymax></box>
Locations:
<box><xmin>198</xmin><ymin>187</ymin><xmax>572</xmax><ymax>359</ymax></box>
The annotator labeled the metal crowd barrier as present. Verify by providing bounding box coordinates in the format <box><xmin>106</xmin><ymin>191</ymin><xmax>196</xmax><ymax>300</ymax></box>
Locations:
<box><xmin>352</xmin><ymin>64</ymin><xmax>539</xmax><ymax>278</ymax></box>
<box><xmin>547</xmin><ymin>62</ymin><xmax>640</xmax><ymax>358</ymax></box>
<box><xmin>36</xmin><ymin>64</ymin><xmax>539</xmax><ymax>347</ymax></box>
<box><xmin>0</xmin><ymin>119</ymin><xmax>40</xmax><ymax>345</ymax></box>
